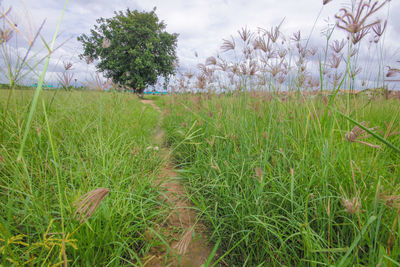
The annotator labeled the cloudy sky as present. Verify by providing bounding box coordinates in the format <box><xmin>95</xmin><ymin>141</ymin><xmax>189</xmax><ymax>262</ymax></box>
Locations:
<box><xmin>2</xmin><ymin>0</ymin><xmax>400</xmax><ymax>88</ymax></box>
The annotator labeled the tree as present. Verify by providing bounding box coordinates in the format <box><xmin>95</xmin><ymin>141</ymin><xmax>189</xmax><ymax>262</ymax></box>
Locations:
<box><xmin>78</xmin><ymin>8</ymin><xmax>178</xmax><ymax>95</ymax></box>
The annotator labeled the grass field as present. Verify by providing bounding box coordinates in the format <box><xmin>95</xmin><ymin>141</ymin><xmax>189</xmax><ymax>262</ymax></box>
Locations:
<box><xmin>1</xmin><ymin>89</ymin><xmax>400</xmax><ymax>266</ymax></box>
<box><xmin>160</xmin><ymin>93</ymin><xmax>400</xmax><ymax>266</ymax></box>
<box><xmin>1</xmin><ymin>0</ymin><xmax>400</xmax><ymax>265</ymax></box>
<box><xmin>0</xmin><ymin>90</ymin><xmax>164</xmax><ymax>265</ymax></box>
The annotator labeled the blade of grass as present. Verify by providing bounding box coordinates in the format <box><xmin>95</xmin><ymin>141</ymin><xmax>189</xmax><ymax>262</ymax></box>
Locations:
<box><xmin>17</xmin><ymin>0</ymin><xmax>69</xmax><ymax>161</ymax></box>
<box><xmin>338</xmin><ymin>216</ymin><xmax>377</xmax><ymax>266</ymax></box>
<box><xmin>211</xmin><ymin>233</ymin><xmax>250</xmax><ymax>267</ymax></box>
<box><xmin>203</xmin><ymin>238</ymin><xmax>221</xmax><ymax>267</ymax></box>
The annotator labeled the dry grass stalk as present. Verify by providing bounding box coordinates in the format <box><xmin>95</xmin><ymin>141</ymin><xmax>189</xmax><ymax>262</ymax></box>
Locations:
<box><xmin>73</xmin><ymin>188</ymin><xmax>110</xmax><ymax>223</ymax></box>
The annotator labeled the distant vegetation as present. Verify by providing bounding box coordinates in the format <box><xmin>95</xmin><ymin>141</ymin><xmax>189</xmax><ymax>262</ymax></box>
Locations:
<box><xmin>78</xmin><ymin>8</ymin><xmax>178</xmax><ymax>95</ymax></box>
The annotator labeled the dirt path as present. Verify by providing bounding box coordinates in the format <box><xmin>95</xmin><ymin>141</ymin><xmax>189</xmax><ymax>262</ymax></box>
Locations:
<box><xmin>141</xmin><ymin>99</ymin><xmax>212</xmax><ymax>267</ymax></box>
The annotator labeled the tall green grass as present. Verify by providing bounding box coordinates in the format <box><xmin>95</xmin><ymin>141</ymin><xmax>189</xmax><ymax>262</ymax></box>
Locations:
<box><xmin>161</xmin><ymin>93</ymin><xmax>400</xmax><ymax>266</ymax></box>
<box><xmin>0</xmin><ymin>90</ymin><xmax>164</xmax><ymax>265</ymax></box>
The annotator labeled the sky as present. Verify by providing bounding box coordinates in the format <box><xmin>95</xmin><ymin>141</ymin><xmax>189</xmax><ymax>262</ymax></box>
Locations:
<box><xmin>1</xmin><ymin>0</ymin><xmax>400</xmax><ymax>89</ymax></box>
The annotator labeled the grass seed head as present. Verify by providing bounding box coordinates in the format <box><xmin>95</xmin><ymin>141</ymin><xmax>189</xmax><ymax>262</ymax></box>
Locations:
<box><xmin>345</xmin><ymin>122</ymin><xmax>368</xmax><ymax>142</ymax></box>
<box><xmin>255</xmin><ymin>167</ymin><xmax>263</xmax><ymax>181</ymax></box>
<box><xmin>335</xmin><ymin>0</ymin><xmax>390</xmax><ymax>44</ymax></box>
<box><xmin>73</xmin><ymin>188</ymin><xmax>110</xmax><ymax>223</ymax></box>
<box><xmin>380</xmin><ymin>194</ymin><xmax>400</xmax><ymax>208</ymax></box>
<box><xmin>342</xmin><ymin>197</ymin><xmax>360</xmax><ymax>214</ymax></box>
<box><xmin>173</xmin><ymin>229</ymin><xmax>193</xmax><ymax>255</ymax></box>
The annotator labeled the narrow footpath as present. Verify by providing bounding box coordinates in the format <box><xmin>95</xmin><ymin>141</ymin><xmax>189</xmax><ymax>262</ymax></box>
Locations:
<box><xmin>141</xmin><ymin>99</ymin><xmax>212</xmax><ymax>267</ymax></box>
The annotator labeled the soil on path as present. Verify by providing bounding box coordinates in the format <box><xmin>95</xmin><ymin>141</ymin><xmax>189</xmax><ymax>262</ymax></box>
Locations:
<box><xmin>141</xmin><ymin>99</ymin><xmax>212</xmax><ymax>267</ymax></box>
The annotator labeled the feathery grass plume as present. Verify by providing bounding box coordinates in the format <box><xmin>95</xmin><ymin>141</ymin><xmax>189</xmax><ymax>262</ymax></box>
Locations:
<box><xmin>73</xmin><ymin>188</ymin><xmax>110</xmax><ymax>223</ymax></box>
<box><xmin>221</xmin><ymin>36</ymin><xmax>235</xmax><ymax>52</ymax></box>
<box><xmin>253</xmin><ymin>36</ymin><xmax>272</xmax><ymax>53</ymax></box>
<box><xmin>329</xmin><ymin>54</ymin><xmax>343</xmax><ymax>69</ymax></box>
<box><xmin>330</xmin><ymin>39</ymin><xmax>346</xmax><ymax>54</ymax></box>
<box><xmin>56</xmin><ymin>61</ymin><xmax>75</xmax><ymax>90</ymax></box>
<box><xmin>380</xmin><ymin>194</ymin><xmax>400</xmax><ymax>209</ymax></box>
<box><xmin>205</xmin><ymin>56</ymin><xmax>217</xmax><ymax>66</ymax></box>
<box><xmin>85</xmin><ymin>73</ymin><xmax>113</xmax><ymax>91</ymax></box>
<box><xmin>345</xmin><ymin>121</ymin><xmax>381</xmax><ymax>148</ymax></box>
<box><xmin>335</xmin><ymin>0</ymin><xmax>390</xmax><ymax>44</ymax></box>
<box><xmin>173</xmin><ymin>228</ymin><xmax>193</xmax><ymax>255</ymax></box>
<box><xmin>341</xmin><ymin>197</ymin><xmax>360</xmax><ymax>214</ymax></box>
<box><xmin>372</xmin><ymin>20</ymin><xmax>387</xmax><ymax>42</ymax></box>
<box><xmin>238</xmin><ymin>27</ymin><xmax>253</xmax><ymax>43</ymax></box>
<box><xmin>291</xmin><ymin>31</ymin><xmax>301</xmax><ymax>42</ymax></box>
<box><xmin>254</xmin><ymin>167</ymin><xmax>263</xmax><ymax>181</ymax></box>
<box><xmin>259</xmin><ymin>19</ymin><xmax>284</xmax><ymax>43</ymax></box>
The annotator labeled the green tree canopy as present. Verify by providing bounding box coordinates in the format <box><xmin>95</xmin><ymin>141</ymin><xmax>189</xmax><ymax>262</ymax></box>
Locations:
<box><xmin>78</xmin><ymin>8</ymin><xmax>178</xmax><ymax>94</ymax></box>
